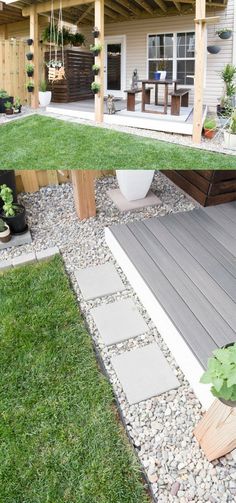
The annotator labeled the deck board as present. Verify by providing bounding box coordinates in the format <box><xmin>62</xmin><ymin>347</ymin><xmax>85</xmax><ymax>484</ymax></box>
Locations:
<box><xmin>108</xmin><ymin>203</ymin><xmax>236</xmax><ymax>370</ymax></box>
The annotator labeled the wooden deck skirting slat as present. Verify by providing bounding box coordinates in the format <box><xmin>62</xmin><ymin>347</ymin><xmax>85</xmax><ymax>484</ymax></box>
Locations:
<box><xmin>107</xmin><ymin>204</ymin><xmax>236</xmax><ymax>399</ymax></box>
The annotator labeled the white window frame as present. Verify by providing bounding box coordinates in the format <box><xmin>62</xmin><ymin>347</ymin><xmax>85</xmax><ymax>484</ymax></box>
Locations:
<box><xmin>147</xmin><ymin>31</ymin><xmax>195</xmax><ymax>88</ymax></box>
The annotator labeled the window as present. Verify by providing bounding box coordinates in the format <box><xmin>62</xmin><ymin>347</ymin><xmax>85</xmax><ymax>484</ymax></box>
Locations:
<box><xmin>148</xmin><ymin>32</ymin><xmax>195</xmax><ymax>86</ymax></box>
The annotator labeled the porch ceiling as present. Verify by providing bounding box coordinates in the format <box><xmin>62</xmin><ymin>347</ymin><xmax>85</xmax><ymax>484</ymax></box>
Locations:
<box><xmin>3</xmin><ymin>0</ymin><xmax>228</xmax><ymax>25</ymax></box>
<box><xmin>0</xmin><ymin>1</ymin><xmax>24</xmax><ymax>24</ymax></box>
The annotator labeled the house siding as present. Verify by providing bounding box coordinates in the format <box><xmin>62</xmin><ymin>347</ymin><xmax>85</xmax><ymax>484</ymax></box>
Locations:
<box><xmin>83</xmin><ymin>0</ymin><xmax>234</xmax><ymax>110</ymax></box>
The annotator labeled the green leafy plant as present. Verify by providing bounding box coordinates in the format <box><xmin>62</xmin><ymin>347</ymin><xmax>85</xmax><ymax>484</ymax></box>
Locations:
<box><xmin>42</xmin><ymin>25</ymin><xmax>84</xmax><ymax>47</ymax></box>
<box><xmin>0</xmin><ymin>184</ymin><xmax>16</xmax><ymax>217</ymax></box>
<box><xmin>220</xmin><ymin>64</ymin><xmax>236</xmax><ymax>98</ymax></box>
<box><xmin>204</xmin><ymin>117</ymin><xmax>217</xmax><ymax>130</ymax></box>
<box><xmin>91</xmin><ymin>81</ymin><xmax>101</xmax><ymax>93</ymax></box>
<box><xmin>92</xmin><ymin>64</ymin><xmax>100</xmax><ymax>71</ymax></box>
<box><xmin>40</xmin><ymin>80</ymin><xmax>48</xmax><ymax>92</ymax></box>
<box><xmin>158</xmin><ymin>59</ymin><xmax>167</xmax><ymax>71</ymax></box>
<box><xmin>0</xmin><ymin>89</ymin><xmax>9</xmax><ymax>99</ymax></box>
<box><xmin>4</xmin><ymin>101</ymin><xmax>13</xmax><ymax>110</ymax></box>
<box><xmin>90</xmin><ymin>43</ymin><xmax>102</xmax><ymax>54</ymax></box>
<box><xmin>0</xmin><ymin>218</ymin><xmax>7</xmax><ymax>232</ymax></box>
<box><xmin>26</xmin><ymin>81</ymin><xmax>34</xmax><ymax>90</ymax></box>
<box><xmin>72</xmin><ymin>32</ymin><xmax>85</xmax><ymax>47</ymax></box>
<box><xmin>200</xmin><ymin>344</ymin><xmax>236</xmax><ymax>402</ymax></box>
<box><xmin>216</xmin><ymin>28</ymin><xmax>232</xmax><ymax>34</ymax></box>
<box><xmin>13</xmin><ymin>96</ymin><xmax>21</xmax><ymax>110</ymax></box>
<box><xmin>26</xmin><ymin>63</ymin><xmax>34</xmax><ymax>72</ymax></box>
<box><xmin>228</xmin><ymin>109</ymin><xmax>236</xmax><ymax>134</ymax></box>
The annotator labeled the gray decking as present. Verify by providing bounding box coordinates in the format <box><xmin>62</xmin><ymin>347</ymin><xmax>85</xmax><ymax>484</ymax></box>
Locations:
<box><xmin>109</xmin><ymin>202</ymin><xmax>236</xmax><ymax>369</ymax></box>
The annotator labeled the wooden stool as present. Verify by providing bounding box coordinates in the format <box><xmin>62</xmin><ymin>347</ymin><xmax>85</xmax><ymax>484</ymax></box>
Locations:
<box><xmin>124</xmin><ymin>87</ymin><xmax>153</xmax><ymax>112</ymax></box>
<box><xmin>194</xmin><ymin>399</ymin><xmax>236</xmax><ymax>461</ymax></box>
<box><xmin>169</xmin><ymin>88</ymin><xmax>190</xmax><ymax>116</ymax></box>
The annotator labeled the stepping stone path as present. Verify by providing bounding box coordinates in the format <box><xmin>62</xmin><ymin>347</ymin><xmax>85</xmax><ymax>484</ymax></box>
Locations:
<box><xmin>75</xmin><ymin>263</ymin><xmax>125</xmax><ymax>300</ymax></box>
<box><xmin>112</xmin><ymin>343</ymin><xmax>180</xmax><ymax>405</ymax></box>
<box><xmin>91</xmin><ymin>299</ymin><xmax>148</xmax><ymax>346</ymax></box>
<box><xmin>108</xmin><ymin>189</ymin><xmax>161</xmax><ymax>212</ymax></box>
<box><xmin>76</xmin><ymin>262</ymin><xmax>180</xmax><ymax>404</ymax></box>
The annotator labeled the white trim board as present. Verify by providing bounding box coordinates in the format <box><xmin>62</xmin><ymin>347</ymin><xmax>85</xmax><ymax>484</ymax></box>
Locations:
<box><xmin>105</xmin><ymin>227</ymin><xmax>213</xmax><ymax>411</ymax></box>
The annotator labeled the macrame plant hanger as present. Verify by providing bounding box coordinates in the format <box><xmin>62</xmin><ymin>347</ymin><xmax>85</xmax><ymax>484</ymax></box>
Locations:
<box><xmin>48</xmin><ymin>0</ymin><xmax>66</xmax><ymax>82</ymax></box>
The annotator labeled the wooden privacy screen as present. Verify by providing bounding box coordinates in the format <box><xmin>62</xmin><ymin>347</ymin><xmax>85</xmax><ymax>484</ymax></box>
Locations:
<box><xmin>45</xmin><ymin>49</ymin><xmax>94</xmax><ymax>103</ymax></box>
<box><xmin>15</xmin><ymin>170</ymin><xmax>115</xmax><ymax>193</ymax></box>
<box><xmin>0</xmin><ymin>41</ymin><xmax>45</xmax><ymax>104</ymax></box>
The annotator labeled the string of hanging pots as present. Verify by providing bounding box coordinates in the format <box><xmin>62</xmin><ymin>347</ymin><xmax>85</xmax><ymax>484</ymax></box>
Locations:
<box><xmin>207</xmin><ymin>26</ymin><xmax>233</xmax><ymax>54</ymax></box>
<box><xmin>25</xmin><ymin>38</ymin><xmax>35</xmax><ymax>93</ymax></box>
<box><xmin>90</xmin><ymin>26</ymin><xmax>101</xmax><ymax>95</ymax></box>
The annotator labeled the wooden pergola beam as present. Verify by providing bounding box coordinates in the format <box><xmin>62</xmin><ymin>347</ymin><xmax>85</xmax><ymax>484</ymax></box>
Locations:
<box><xmin>77</xmin><ymin>3</ymin><xmax>93</xmax><ymax>22</ymax></box>
<box><xmin>22</xmin><ymin>0</ymin><xmax>94</xmax><ymax>17</ymax></box>
<box><xmin>94</xmin><ymin>0</ymin><xmax>104</xmax><ymax>123</ymax></box>
<box><xmin>71</xmin><ymin>170</ymin><xmax>96</xmax><ymax>220</ymax></box>
<box><xmin>29</xmin><ymin>4</ymin><xmax>39</xmax><ymax>109</ymax></box>
<box><xmin>105</xmin><ymin>0</ymin><xmax>130</xmax><ymax>17</ymax></box>
<box><xmin>192</xmin><ymin>0</ymin><xmax>206</xmax><ymax>144</ymax></box>
<box><xmin>153</xmin><ymin>0</ymin><xmax>167</xmax><ymax>12</ymax></box>
<box><xmin>133</xmin><ymin>0</ymin><xmax>153</xmax><ymax>14</ymax></box>
<box><xmin>115</xmin><ymin>0</ymin><xmax>141</xmax><ymax>16</ymax></box>
<box><xmin>173</xmin><ymin>1</ymin><xmax>181</xmax><ymax>11</ymax></box>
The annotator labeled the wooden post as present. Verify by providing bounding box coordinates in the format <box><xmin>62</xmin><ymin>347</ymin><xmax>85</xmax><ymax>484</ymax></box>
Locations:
<box><xmin>192</xmin><ymin>0</ymin><xmax>206</xmax><ymax>144</ymax></box>
<box><xmin>194</xmin><ymin>399</ymin><xmax>236</xmax><ymax>461</ymax></box>
<box><xmin>20</xmin><ymin>171</ymin><xmax>39</xmax><ymax>193</ymax></box>
<box><xmin>94</xmin><ymin>0</ymin><xmax>104</xmax><ymax>123</ymax></box>
<box><xmin>29</xmin><ymin>4</ymin><xmax>39</xmax><ymax>109</ymax></box>
<box><xmin>71</xmin><ymin>170</ymin><xmax>96</xmax><ymax>220</ymax></box>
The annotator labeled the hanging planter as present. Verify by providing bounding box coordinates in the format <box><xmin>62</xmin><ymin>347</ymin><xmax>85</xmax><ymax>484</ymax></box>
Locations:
<box><xmin>92</xmin><ymin>26</ymin><xmax>100</xmax><ymax>38</ymax></box>
<box><xmin>26</xmin><ymin>52</ymin><xmax>33</xmax><ymax>61</ymax></box>
<box><xmin>26</xmin><ymin>63</ymin><xmax>34</xmax><ymax>77</ymax></box>
<box><xmin>92</xmin><ymin>64</ymin><xmax>100</xmax><ymax>76</ymax></box>
<box><xmin>207</xmin><ymin>45</ymin><xmax>221</xmax><ymax>54</ymax></box>
<box><xmin>90</xmin><ymin>43</ymin><xmax>102</xmax><ymax>57</ymax></box>
<box><xmin>26</xmin><ymin>81</ymin><xmax>34</xmax><ymax>93</ymax></box>
<box><xmin>216</xmin><ymin>29</ymin><xmax>232</xmax><ymax>40</ymax></box>
<box><xmin>27</xmin><ymin>38</ymin><xmax>33</xmax><ymax>46</ymax></box>
<box><xmin>91</xmin><ymin>82</ymin><xmax>101</xmax><ymax>94</ymax></box>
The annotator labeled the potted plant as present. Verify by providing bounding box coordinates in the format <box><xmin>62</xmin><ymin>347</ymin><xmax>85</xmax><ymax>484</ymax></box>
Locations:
<box><xmin>200</xmin><ymin>343</ymin><xmax>236</xmax><ymax>407</ymax></box>
<box><xmin>91</xmin><ymin>82</ymin><xmax>101</xmax><ymax>94</ymax></box>
<box><xmin>216</xmin><ymin>28</ymin><xmax>232</xmax><ymax>40</ymax></box>
<box><xmin>39</xmin><ymin>80</ymin><xmax>52</xmax><ymax>107</ymax></box>
<box><xmin>26</xmin><ymin>52</ymin><xmax>33</xmax><ymax>61</ymax></box>
<box><xmin>0</xmin><ymin>171</ymin><xmax>17</xmax><ymax>209</ymax></box>
<box><xmin>90</xmin><ymin>43</ymin><xmax>102</xmax><ymax>56</ymax></box>
<box><xmin>27</xmin><ymin>38</ymin><xmax>33</xmax><ymax>45</ymax></box>
<box><xmin>0</xmin><ymin>185</ymin><xmax>27</xmax><ymax>234</ymax></box>
<box><xmin>92</xmin><ymin>64</ymin><xmax>100</xmax><ymax>76</ymax></box>
<box><xmin>26</xmin><ymin>63</ymin><xmax>34</xmax><ymax>77</ymax></box>
<box><xmin>46</xmin><ymin>59</ymin><xmax>63</xmax><ymax>69</ymax></box>
<box><xmin>72</xmin><ymin>32</ymin><xmax>85</xmax><ymax>47</ymax></box>
<box><xmin>26</xmin><ymin>81</ymin><xmax>34</xmax><ymax>93</ymax></box>
<box><xmin>157</xmin><ymin>59</ymin><xmax>167</xmax><ymax>81</ymax></box>
<box><xmin>203</xmin><ymin>117</ymin><xmax>217</xmax><ymax>139</ymax></box>
<box><xmin>4</xmin><ymin>101</ymin><xmax>13</xmax><ymax>116</ymax></box>
<box><xmin>207</xmin><ymin>45</ymin><xmax>221</xmax><ymax>54</ymax></box>
<box><xmin>0</xmin><ymin>218</ymin><xmax>11</xmax><ymax>243</ymax></box>
<box><xmin>0</xmin><ymin>89</ymin><xmax>13</xmax><ymax>113</ymax></box>
<box><xmin>13</xmin><ymin>97</ymin><xmax>22</xmax><ymax>114</ymax></box>
<box><xmin>92</xmin><ymin>26</ymin><xmax>100</xmax><ymax>38</ymax></box>
<box><xmin>116</xmin><ymin>170</ymin><xmax>155</xmax><ymax>201</ymax></box>
<box><xmin>224</xmin><ymin>109</ymin><xmax>236</xmax><ymax>149</ymax></box>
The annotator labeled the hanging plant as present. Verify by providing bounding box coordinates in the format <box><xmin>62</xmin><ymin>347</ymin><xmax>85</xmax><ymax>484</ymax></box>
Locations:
<box><xmin>90</xmin><ymin>43</ymin><xmax>102</xmax><ymax>56</ymax></box>
<box><xmin>92</xmin><ymin>26</ymin><xmax>100</xmax><ymax>38</ymax></box>
<box><xmin>91</xmin><ymin>82</ymin><xmax>101</xmax><ymax>94</ymax></box>
<box><xmin>26</xmin><ymin>52</ymin><xmax>33</xmax><ymax>61</ymax></box>
<box><xmin>72</xmin><ymin>32</ymin><xmax>85</xmax><ymax>47</ymax></box>
<box><xmin>207</xmin><ymin>45</ymin><xmax>221</xmax><ymax>54</ymax></box>
<box><xmin>26</xmin><ymin>63</ymin><xmax>34</xmax><ymax>77</ymax></box>
<box><xmin>26</xmin><ymin>81</ymin><xmax>34</xmax><ymax>93</ymax></box>
<box><xmin>27</xmin><ymin>38</ymin><xmax>33</xmax><ymax>46</ymax></box>
<box><xmin>216</xmin><ymin>28</ymin><xmax>232</xmax><ymax>40</ymax></box>
<box><xmin>92</xmin><ymin>64</ymin><xmax>100</xmax><ymax>76</ymax></box>
<box><xmin>46</xmin><ymin>59</ymin><xmax>63</xmax><ymax>69</ymax></box>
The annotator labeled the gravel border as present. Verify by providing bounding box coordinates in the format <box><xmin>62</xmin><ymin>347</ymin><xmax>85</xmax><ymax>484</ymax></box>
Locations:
<box><xmin>1</xmin><ymin>172</ymin><xmax>236</xmax><ymax>503</ymax></box>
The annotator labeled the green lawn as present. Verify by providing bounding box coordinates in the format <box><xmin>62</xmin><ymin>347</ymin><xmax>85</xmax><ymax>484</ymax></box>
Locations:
<box><xmin>0</xmin><ymin>114</ymin><xmax>235</xmax><ymax>169</ymax></box>
<box><xmin>0</xmin><ymin>256</ymin><xmax>150</xmax><ymax>503</ymax></box>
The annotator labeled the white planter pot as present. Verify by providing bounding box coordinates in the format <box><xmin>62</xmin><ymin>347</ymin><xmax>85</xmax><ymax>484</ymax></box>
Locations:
<box><xmin>224</xmin><ymin>130</ymin><xmax>236</xmax><ymax>150</ymax></box>
<box><xmin>39</xmin><ymin>91</ymin><xmax>52</xmax><ymax>107</ymax></box>
<box><xmin>116</xmin><ymin>170</ymin><xmax>155</xmax><ymax>201</ymax></box>
<box><xmin>0</xmin><ymin>223</ymin><xmax>11</xmax><ymax>243</ymax></box>
<box><xmin>159</xmin><ymin>71</ymin><xmax>167</xmax><ymax>81</ymax></box>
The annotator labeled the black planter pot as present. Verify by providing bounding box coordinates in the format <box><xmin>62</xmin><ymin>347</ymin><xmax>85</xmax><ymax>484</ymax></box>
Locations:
<box><xmin>0</xmin><ymin>170</ymin><xmax>17</xmax><ymax>209</ymax></box>
<box><xmin>92</xmin><ymin>50</ymin><xmax>100</xmax><ymax>57</ymax></box>
<box><xmin>93</xmin><ymin>69</ymin><xmax>99</xmax><ymax>76</ymax></box>
<box><xmin>1</xmin><ymin>204</ymin><xmax>27</xmax><ymax>234</ymax></box>
<box><xmin>14</xmin><ymin>105</ymin><xmax>22</xmax><ymax>114</ymax></box>
<box><xmin>27</xmin><ymin>86</ymin><xmax>34</xmax><ymax>93</ymax></box>
<box><xmin>27</xmin><ymin>70</ymin><xmax>34</xmax><ymax>77</ymax></box>
<box><xmin>207</xmin><ymin>45</ymin><xmax>221</xmax><ymax>54</ymax></box>
<box><xmin>26</xmin><ymin>53</ymin><xmax>33</xmax><ymax>61</ymax></box>
<box><xmin>27</xmin><ymin>38</ymin><xmax>33</xmax><ymax>45</ymax></box>
<box><xmin>92</xmin><ymin>89</ymin><xmax>99</xmax><ymax>94</ymax></box>
<box><xmin>92</xmin><ymin>30</ymin><xmax>100</xmax><ymax>38</ymax></box>
<box><xmin>0</xmin><ymin>96</ymin><xmax>13</xmax><ymax>113</ymax></box>
<box><xmin>218</xmin><ymin>30</ymin><xmax>232</xmax><ymax>40</ymax></box>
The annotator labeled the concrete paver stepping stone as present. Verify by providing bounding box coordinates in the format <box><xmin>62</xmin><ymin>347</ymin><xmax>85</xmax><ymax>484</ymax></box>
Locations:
<box><xmin>75</xmin><ymin>262</ymin><xmax>125</xmax><ymax>300</ymax></box>
<box><xmin>111</xmin><ymin>342</ymin><xmax>180</xmax><ymax>405</ymax></box>
<box><xmin>108</xmin><ymin>189</ymin><xmax>161</xmax><ymax>212</ymax></box>
<box><xmin>91</xmin><ymin>299</ymin><xmax>148</xmax><ymax>346</ymax></box>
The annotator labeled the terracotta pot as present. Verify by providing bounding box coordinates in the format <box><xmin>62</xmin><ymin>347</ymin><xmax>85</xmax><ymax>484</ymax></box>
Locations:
<box><xmin>204</xmin><ymin>128</ymin><xmax>216</xmax><ymax>139</ymax></box>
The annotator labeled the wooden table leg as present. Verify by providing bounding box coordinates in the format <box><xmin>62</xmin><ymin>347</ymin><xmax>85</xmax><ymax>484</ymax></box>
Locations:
<box><xmin>155</xmin><ymin>83</ymin><xmax>158</xmax><ymax>106</ymax></box>
<box><xmin>141</xmin><ymin>82</ymin><xmax>146</xmax><ymax>112</ymax></box>
<box><xmin>164</xmin><ymin>84</ymin><xmax>168</xmax><ymax>114</ymax></box>
<box><xmin>194</xmin><ymin>399</ymin><xmax>236</xmax><ymax>462</ymax></box>
<box><xmin>127</xmin><ymin>92</ymin><xmax>135</xmax><ymax>112</ymax></box>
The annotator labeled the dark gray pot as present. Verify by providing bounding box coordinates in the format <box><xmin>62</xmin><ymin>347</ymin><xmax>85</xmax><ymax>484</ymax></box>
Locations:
<box><xmin>218</xmin><ymin>31</ymin><xmax>232</xmax><ymax>40</ymax></box>
<box><xmin>207</xmin><ymin>45</ymin><xmax>221</xmax><ymax>54</ymax></box>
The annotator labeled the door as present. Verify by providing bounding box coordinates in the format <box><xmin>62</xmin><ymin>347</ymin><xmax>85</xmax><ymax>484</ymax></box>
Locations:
<box><xmin>104</xmin><ymin>36</ymin><xmax>126</xmax><ymax>98</ymax></box>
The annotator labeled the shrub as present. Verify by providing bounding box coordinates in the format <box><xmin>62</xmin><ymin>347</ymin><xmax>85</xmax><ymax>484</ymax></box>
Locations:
<box><xmin>200</xmin><ymin>344</ymin><xmax>236</xmax><ymax>401</ymax></box>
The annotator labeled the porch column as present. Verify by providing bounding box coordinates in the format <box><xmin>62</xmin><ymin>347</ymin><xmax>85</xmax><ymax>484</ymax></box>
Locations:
<box><xmin>71</xmin><ymin>170</ymin><xmax>96</xmax><ymax>220</ymax></box>
<box><xmin>29</xmin><ymin>4</ymin><xmax>39</xmax><ymax>109</ymax></box>
<box><xmin>192</xmin><ymin>0</ymin><xmax>206</xmax><ymax>144</ymax></box>
<box><xmin>94</xmin><ymin>0</ymin><xmax>104</xmax><ymax>122</ymax></box>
